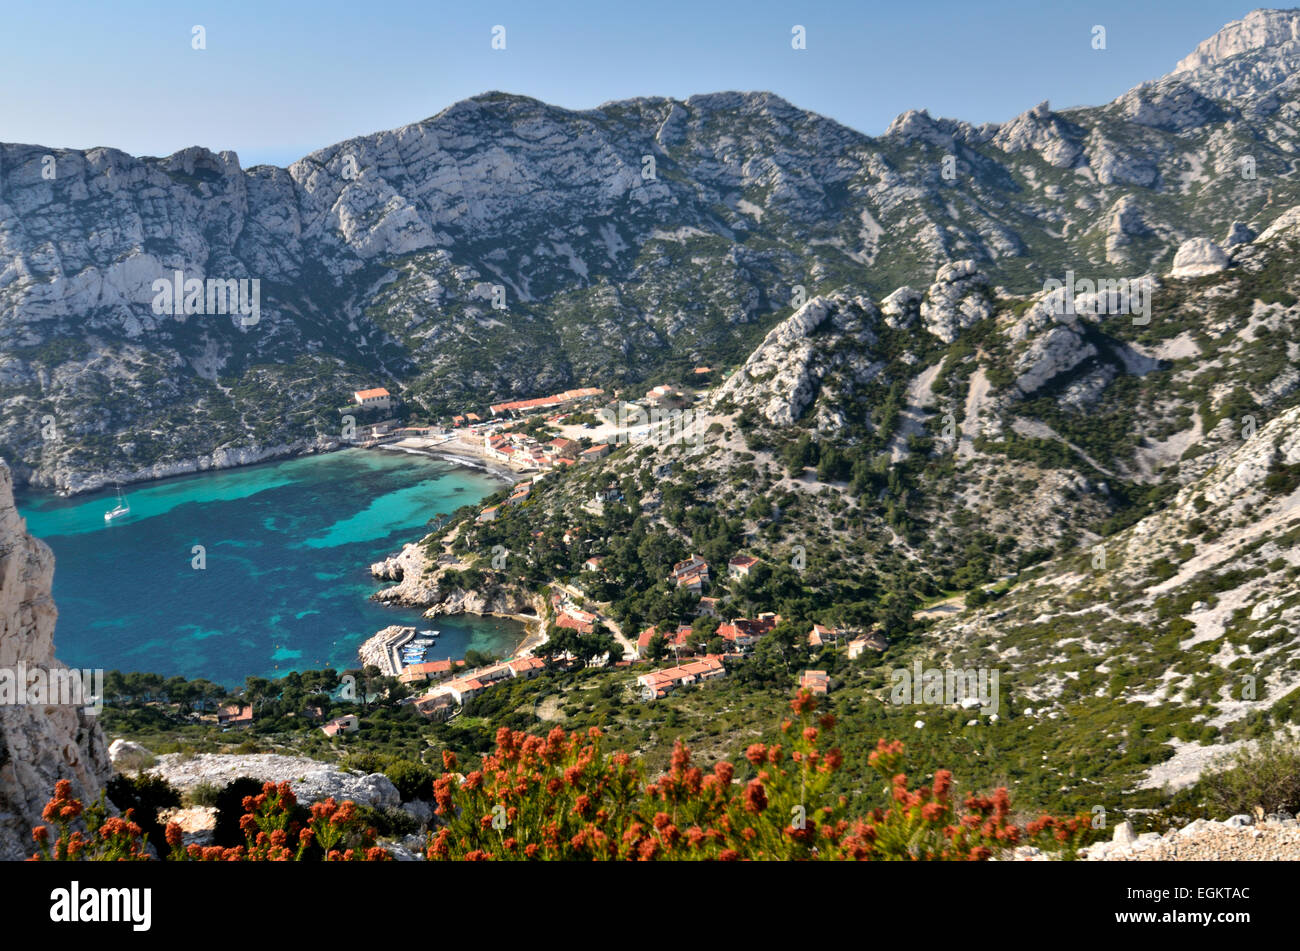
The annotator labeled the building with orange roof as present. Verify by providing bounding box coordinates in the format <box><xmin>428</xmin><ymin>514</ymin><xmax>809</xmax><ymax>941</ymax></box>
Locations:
<box><xmin>637</xmin><ymin>655</ymin><xmax>726</xmax><ymax>699</ymax></box>
<box><xmin>800</xmin><ymin>670</ymin><xmax>831</xmax><ymax>695</ymax></box>
<box><xmin>353</xmin><ymin>387</ymin><xmax>392</xmax><ymax>409</ymax></box>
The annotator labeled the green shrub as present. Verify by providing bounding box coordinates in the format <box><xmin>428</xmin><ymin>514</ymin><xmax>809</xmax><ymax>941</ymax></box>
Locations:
<box><xmin>1199</xmin><ymin>737</ymin><xmax>1300</xmax><ymax>817</ymax></box>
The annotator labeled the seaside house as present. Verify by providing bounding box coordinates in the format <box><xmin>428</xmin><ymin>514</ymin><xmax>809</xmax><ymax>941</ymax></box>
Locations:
<box><xmin>506</xmin><ymin>657</ymin><xmax>547</xmax><ymax>679</ymax></box>
<box><xmin>637</xmin><ymin>655</ymin><xmax>726</xmax><ymax>700</ymax></box>
<box><xmin>556</xmin><ymin>605</ymin><xmax>598</xmax><ymax>635</ymax></box>
<box><xmin>696</xmin><ymin>597</ymin><xmax>720</xmax><ymax>618</ymax></box>
<box><xmin>579</xmin><ymin>443</ymin><xmax>611</xmax><ymax>462</ymax></box>
<box><xmin>353</xmin><ymin>387</ymin><xmax>392</xmax><ymax>410</ymax></box>
<box><xmin>321</xmin><ymin>714</ymin><xmax>360</xmax><ymax>737</ymax></box>
<box><xmin>477</xmin><ymin>505</ymin><xmax>500</xmax><ymax>523</ymax></box>
<box><xmin>414</xmin><ymin>693</ymin><xmax>455</xmax><ymax>721</ymax></box>
<box><xmin>800</xmin><ymin>670</ymin><xmax>831</xmax><ymax>695</ymax></box>
<box><xmin>728</xmin><ymin>555</ymin><xmax>760</xmax><ymax>579</ymax></box>
<box><xmin>636</xmin><ymin>623</ymin><xmax>694</xmax><ymax>659</ymax></box>
<box><xmin>847</xmin><ymin>630</ymin><xmax>889</xmax><ymax>658</ymax></box>
<box><xmin>217</xmin><ymin>704</ymin><xmax>254</xmax><ymax>728</ymax></box>
<box><xmin>399</xmin><ymin>659</ymin><xmax>465</xmax><ymax>686</ymax></box>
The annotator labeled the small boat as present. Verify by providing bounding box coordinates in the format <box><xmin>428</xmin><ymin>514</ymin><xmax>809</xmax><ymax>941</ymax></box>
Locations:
<box><xmin>104</xmin><ymin>486</ymin><xmax>130</xmax><ymax>523</ymax></box>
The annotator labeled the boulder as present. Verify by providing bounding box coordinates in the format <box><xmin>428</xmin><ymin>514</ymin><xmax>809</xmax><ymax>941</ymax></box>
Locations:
<box><xmin>1112</xmin><ymin>820</ymin><xmax>1138</xmax><ymax>846</ymax></box>
<box><xmin>108</xmin><ymin>739</ymin><xmax>156</xmax><ymax>773</ymax></box>
<box><xmin>1169</xmin><ymin>237</ymin><xmax>1229</xmax><ymax>278</ymax></box>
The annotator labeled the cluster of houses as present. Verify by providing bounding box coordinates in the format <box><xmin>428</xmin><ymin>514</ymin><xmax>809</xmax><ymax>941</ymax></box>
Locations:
<box><xmin>551</xmin><ymin>591</ymin><xmax>600</xmax><ymax>634</ymax></box>
<box><xmin>637</xmin><ymin>655</ymin><xmax>726</xmax><ymax>700</ymax></box>
<box><xmin>666</xmin><ymin>553</ymin><xmax>763</xmax><ymax>595</ymax></box>
<box><xmin>636</xmin><ymin>612</ymin><xmax>782</xmax><ymax>659</ymax></box>
<box><xmin>483</xmin><ymin>430</ymin><xmax>610</xmax><ymax>471</ymax></box>
<box><xmin>410</xmin><ymin>655</ymin><xmax>548</xmax><ymax>720</ymax></box>
<box><xmin>809</xmin><ymin>624</ymin><xmax>889</xmax><ymax>658</ymax></box>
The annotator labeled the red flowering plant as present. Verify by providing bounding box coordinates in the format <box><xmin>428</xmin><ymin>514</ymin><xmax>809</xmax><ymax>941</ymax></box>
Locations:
<box><xmin>166</xmin><ymin>782</ymin><xmax>391</xmax><ymax>862</ymax></box>
<box><xmin>425</xmin><ymin>690</ymin><xmax>1094</xmax><ymax>861</ymax></box>
<box><xmin>32</xmin><ymin>779</ymin><xmax>389</xmax><ymax>862</ymax></box>
<box><xmin>30</xmin><ymin>780</ymin><xmax>151</xmax><ymax>862</ymax></box>
<box><xmin>427</xmin><ymin>728</ymin><xmax>645</xmax><ymax>860</ymax></box>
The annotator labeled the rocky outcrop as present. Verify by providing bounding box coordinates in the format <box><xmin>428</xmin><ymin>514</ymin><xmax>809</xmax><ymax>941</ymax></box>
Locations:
<box><xmin>0</xmin><ymin>459</ymin><xmax>112</xmax><ymax>860</ymax></box>
<box><xmin>1223</xmin><ymin>221</ymin><xmax>1256</xmax><ymax>247</ymax></box>
<box><xmin>991</xmin><ymin>101</ymin><xmax>1083</xmax><ymax>168</ymax></box>
<box><xmin>880</xmin><ymin>286</ymin><xmax>921</xmax><ymax>329</ymax></box>
<box><xmin>146</xmin><ymin>752</ymin><xmax>401</xmax><ymax>810</ymax></box>
<box><xmin>921</xmin><ymin>261</ymin><xmax>992</xmax><ymax>343</ymax></box>
<box><xmin>709</xmin><ymin>293</ymin><xmax>880</xmax><ymax>428</ymax></box>
<box><xmin>1169</xmin><ymin>237</ymin><xmax>1230</xmax><ymax>278</ymax></box>
<box><xmin>1104</xmin><ymin>195</ymin><xmax>1151</xmax><ymax>264</ymax></box>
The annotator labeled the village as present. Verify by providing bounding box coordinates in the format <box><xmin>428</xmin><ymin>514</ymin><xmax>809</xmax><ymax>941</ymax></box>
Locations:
<box><xmin>340</xmin><ymin>367</ymin><xmax>713</xmax><ymax>480</ymax></box>
<box><xmin>308</xmin><ymin>373</ymin><xmax>887</xmax><ymax>732</ymax></box>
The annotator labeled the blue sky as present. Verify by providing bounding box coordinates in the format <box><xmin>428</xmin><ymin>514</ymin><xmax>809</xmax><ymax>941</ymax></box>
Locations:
<box><xmin>0</xmin><ymin>0</ymin><xmax>1261</xmax><ymax>167</ymax></box>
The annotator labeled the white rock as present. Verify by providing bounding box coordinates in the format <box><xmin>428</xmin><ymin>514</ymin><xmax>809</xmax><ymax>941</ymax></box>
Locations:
<box><xmin>1113</xmin><ymin>820</ymin><xmax>1138</xmax><ymax>846</ymax></box>
<box><xmin>109</xmin><ymin>738</ymin><xmax>156</xmax><ymax>772</ymax></box>
<box><xmin>1169</xmin><ymin>238</ymin><xmax>1229</xmax><ymax>278</ymax></box>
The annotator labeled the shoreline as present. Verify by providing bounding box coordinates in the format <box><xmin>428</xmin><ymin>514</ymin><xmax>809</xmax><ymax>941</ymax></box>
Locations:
<box><xmin>375</xmin><ymin>442</ymin><xmax>517</xmax><ymax>484</ymax></box>
<box><xmin>18</xmin><ymin>436</ymin><xmax>344</xmax><ymax>498</ymax></box>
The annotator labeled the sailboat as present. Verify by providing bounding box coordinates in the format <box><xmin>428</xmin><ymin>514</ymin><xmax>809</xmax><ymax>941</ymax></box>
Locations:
<box><xmin>104</xmin><ymin>485</ymin><xmax>130</xmax><ymax>523</ymax></box>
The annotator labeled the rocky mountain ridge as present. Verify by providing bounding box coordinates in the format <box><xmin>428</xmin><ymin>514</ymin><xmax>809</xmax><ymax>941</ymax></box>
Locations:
<box><xmin>8</xmin><ymin>9</ymin><xmax>1300</xmax><ymax>490</ymax></box>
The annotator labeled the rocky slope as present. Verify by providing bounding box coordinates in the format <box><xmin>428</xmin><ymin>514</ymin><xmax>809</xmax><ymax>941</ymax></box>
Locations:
<box><xmin>0</xmin><ymin>459</ymin><xmax>111</xmax><ymax>860</ymax></box>
<box><xmin>9</xmin><ymin>9</ymin><xmax>1300</xmax><ymax>489</ymax></box>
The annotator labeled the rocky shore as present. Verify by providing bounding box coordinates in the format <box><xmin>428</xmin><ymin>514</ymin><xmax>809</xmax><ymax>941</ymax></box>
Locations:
<box><xmin>24</xmin><ymin>434</ymin><xmax>343</xmax><ymax>497</ymax></box>
<box><xmin>369</xmin><ymin>541</ymin><xmax>547</xmax><ymax>654</ymax></box>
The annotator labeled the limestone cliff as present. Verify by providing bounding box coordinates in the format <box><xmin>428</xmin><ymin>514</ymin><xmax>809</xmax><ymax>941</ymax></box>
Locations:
<box><xmin>0</xmin><ymin>459</ymin><xmax>111</xmax><ymax>860</ymax></box>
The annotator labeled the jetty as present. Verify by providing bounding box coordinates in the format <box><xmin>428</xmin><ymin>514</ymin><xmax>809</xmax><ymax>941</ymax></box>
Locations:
<box><xmin>357</xmin><ymin>625</ymin><xmax>416</xmax><ymax>676</ymax></box>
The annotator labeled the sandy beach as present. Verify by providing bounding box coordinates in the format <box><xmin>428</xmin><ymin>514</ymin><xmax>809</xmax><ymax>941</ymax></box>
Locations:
<box><xmin>376</xmin><ymin>433</ymin><xmax>522</xmax><ymax>482</ymax></box>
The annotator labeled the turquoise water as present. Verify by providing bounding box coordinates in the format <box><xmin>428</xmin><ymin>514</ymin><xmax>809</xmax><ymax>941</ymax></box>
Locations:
<box><xmin>15</xmin><ymin>449</ymin><xmax>524</xmax><ymax>687</ymax></box>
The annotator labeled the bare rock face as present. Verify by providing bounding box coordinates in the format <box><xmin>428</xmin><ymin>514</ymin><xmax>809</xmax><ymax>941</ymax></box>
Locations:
<box><xmin>921</xmin><ymin>260</ymin><xmax>993</xmax><ymax>344</ymax></box>
<box><xmin>1223</xmin><ymin>221</ymin><xmax>1256</xmax><ymax>248</ymax></box>
<box><xmin>146</xmin><ymin>752</ymin><xmax>401</xmax><ymax>810</ymax></box>
<box><xmin>1169</xmin><ymin>237</ymin><xmax>1230</xmax><ymax>278</ymax></box>
<box><xmin>709</xmin><ymin>292</ymin><xmax>881</xmax><ymax>427</ymax></box>
<box><xmin>0</xmin><ymin>459</ymin><xmax>112</xmax><ymax>860</ymax></box>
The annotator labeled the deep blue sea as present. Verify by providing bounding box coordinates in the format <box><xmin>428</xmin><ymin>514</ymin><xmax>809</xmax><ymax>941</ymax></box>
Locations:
<box><xmin>14</xmin><ymin>448</ymin><xmax>524</xmax><ymax>687</ymax></box>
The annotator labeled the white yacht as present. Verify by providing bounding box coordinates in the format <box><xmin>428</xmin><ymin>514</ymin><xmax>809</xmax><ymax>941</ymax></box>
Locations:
<box><xmin>104</xmin><ymin>486</ymin><xmax>130</xmax><ymax>523</ymax></box>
